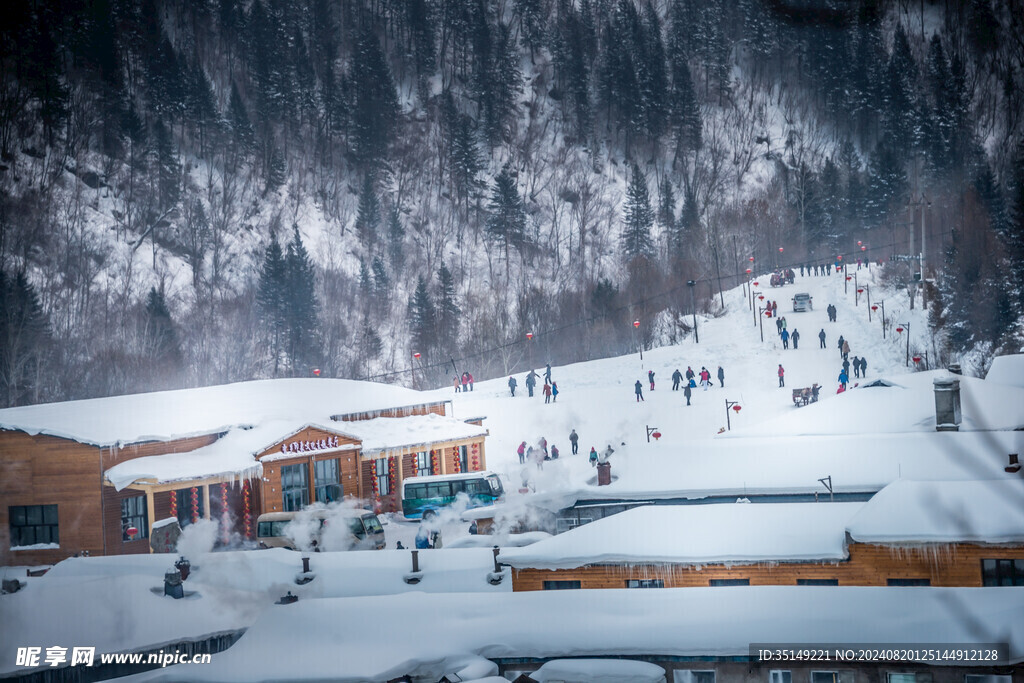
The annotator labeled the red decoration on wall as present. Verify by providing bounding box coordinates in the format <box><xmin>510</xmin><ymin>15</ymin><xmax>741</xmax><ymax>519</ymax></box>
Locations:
<box><xmin>190</xmin><ymin>487</ymin><xmax>199</xmax><ymax>524</ymax></box>
<box><xmin>470</xmin><ymin>442</ymin><xmax>480</xmax><ymax>471</ymax></box>
<box><xmin>220</xmin><ymin>483</ymin><xmax>230</xmax><ymax>545</ymax></box>
<box><xmin>452</xmin><ymin>447</ymin><xmax>462</xmax><ymax>474</ymax></box>
<box><xmin>243</xmin><ymin>481</ymin><xmax>252</xmax><ymax>539</ymax></box>
<box><xmin>169</xmin><ymin>489</ymin><xmax>178</xmax><ymax>519</ymax></box>
<box><xmin>430</xmin><ymin>449</ymin><xmax>441</xmax><ymax>476</ymax></box>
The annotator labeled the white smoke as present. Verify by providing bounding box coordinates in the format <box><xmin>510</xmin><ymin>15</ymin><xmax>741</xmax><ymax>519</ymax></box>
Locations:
<box><xmin>175</xmin><ymin>518</ymin><xmax>219</xmax><ymax>558</ymax></box>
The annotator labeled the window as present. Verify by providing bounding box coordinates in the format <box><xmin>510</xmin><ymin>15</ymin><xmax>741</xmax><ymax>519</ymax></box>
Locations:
<box><xmin>120</xmin><ymin>495</ymin><xmax>148</xmax><ymax>541</ymax></box>
<box><xmin>405</xmin><ymin>483</ymin><xmax>426</xmax><ymax>500</ymax></box>
<box><xmin>674</xmin><ymin>671</ymin><xmax>715</xmax><ymax>683</ymax></box>
<box><xmin>415</xmin><ymin>452</ymin><xmax>431</xmax><ymax>477</ymax></box>
<box><xmin>709</xmin><ymin>579</ymin><xmax>749</xmax><ymax>586</ymax></box>
<box><xmin>887</xmin><ymin>674</ymin><xmax>931</xmax><ymax>683</ymax></box>
<box><xmin>626</xmin><ymin>579</ymin><xmax>665</xmax><ymax>588</ymax></box>
<box><xmin>313</xmin><ymin>459</ymin><xmax>341</xmax><ymax>503</ymax></box>
<box><xmin>281</xmin><ymin>463</ymin><xmax>309</xmax><ymax>511</ymax></box>
<box><xmin>375</xmin><ymin>459</ymin><xmax>389</xmax><ymax>496</ymax></box>
<box><xmin>981</xmin><ymin>559</ymin><xmax>1024</xmax><ymax>586</ymax></box>
<box><xmin>797</xmin><ymin>579</ymin><xmax>839</xmax><ymax>586</ymax></box>
<box><xmin>964</xmin><ymin>676</ymin><xmax>1012</xmax><ymax>683</ymax></box>
<box><xmin>174</xmin><ymin>488</ymin><xmax>204</xmax><ymax>527</ymax></box>
<box><xmin>8</xmin><ymin>505</ymin><xmax>59</xmax><ymax>547</ymax></box>
<box><xmin>426</xmin><ymin>483</ymin><xmax>451</xmax><ymax>498</ymax></box>
<box><xmin>811</xmin><ymin>673</ymin><xmax>856</xmax><ymax>683</ymax></box>
<box><xmin>770</xmin><ymin>672</ymin><xmax>792</xmax><ymax>683</ymax></box>
<box><xmin>458</xmin><ymin>445</ymin><xmax>468</xmax><ymax>472</ymax></box>
<box><xmin>887</xmin><ymin>578</ymin><xmax>930</xmax><ymax>586</ymax></box>
<box><xmin>542</xmin><ymin>580</ymin><xmax>581</xmax><ymax>590</ymax></box>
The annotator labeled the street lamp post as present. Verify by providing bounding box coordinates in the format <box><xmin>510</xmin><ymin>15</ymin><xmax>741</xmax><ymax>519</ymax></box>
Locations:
<box><xmin>633</xmin><ymin>319</ymin><xmax>643</xmax><ymax>361</ymax></box>
<box><xmin>725</xmin><ymin>400</ymin><xmax>741</xmax><ymax>431</ymax></box>
<box><xmin>853</xmin><ymin>271</ymin><xmax>859</xmax><ymax>306</ymax></box>
<box><xmin>864</xmin><ymin>285</ymin><xmax>871</xmax><ymax>322</ymax></box>
<box><xmin>745</xmin><ymin>268</ymin><xmax>753</xmax><ymax>310</ymax></box>
<box><xmin>874</xmin><ymin>300</ymin><xmax>885</xmax><ymax>338</ymax></box>
<box><xmin>526</xmin><ymin>331</ymin><xmax>534</xmax><ymax>369</ymax></box>
<box><xmin>751</xmin><ymin>283</ymin><xmax>760</xmax><ymax>326</ymax></box>
<box><xmin>757</xmin><ymin>301</ymin><xmax>767</xmax><ymax>343</ymax></box>
<box><xmin>687</xmin><ymin>280</ymin><xmax>698</xmax><ymax>344</ymax></box>
<box><xmin>896</xmin><ymin>322</ymin><xmax>911</xmax><ymax>367</ymax></box>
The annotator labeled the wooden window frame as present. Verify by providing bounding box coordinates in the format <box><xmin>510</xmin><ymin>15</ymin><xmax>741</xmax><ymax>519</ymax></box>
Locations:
<box><xmin>8</xmin><ymin>504</ymin><xmax>59</xmax><ymax>548</ymax></box>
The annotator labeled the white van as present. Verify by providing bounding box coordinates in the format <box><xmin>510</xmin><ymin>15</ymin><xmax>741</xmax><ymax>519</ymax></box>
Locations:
<box><xmin>792</xmin><ymin>293</ymin><xmax>813</xmax><ymax>312</ymax></box>
<box><xmin>256</xmin><ymin>509</ymin><xmax>385</xmax><ymax>551</ymax></box>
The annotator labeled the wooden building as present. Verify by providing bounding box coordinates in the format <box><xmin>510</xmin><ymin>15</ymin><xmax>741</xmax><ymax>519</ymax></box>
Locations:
<box><xmin>0</xmin><ymin>378</ymin><xmax>487</xmax><ymax>566</ymax></box>
<box><xmin>501</xmin><ymin>480</ymin><xmax>1024</xmax><ymax>591</ymax></box>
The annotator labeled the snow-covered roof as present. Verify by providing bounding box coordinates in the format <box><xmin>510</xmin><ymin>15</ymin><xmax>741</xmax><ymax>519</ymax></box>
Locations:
<box><xmin>137</xmin><ymin>587</ymin><xmax>1024</xmax><ymax>681</ymax></box>
<box><xmin>340</xmin><ymin>413</ymin><xmax>488</xmax><ymax>456</ymax></box>
<box><xmin>500</xmin><ymin>502</ymin><xmax>862</xmax><ymax>569</ymax></box>
<box><xmin>847</xmin><ymin>479</ymin><xmax>1024</xmax><ymax>545</ymax></box>
<box><xmin>0</xmin><ymin>378</ymin><xmax>431</xmax><ymax>446</ymax></box>
<box><xmin>723</xmin><ymin>370</ymin><xmax>1024</xmax><ymax>436</ymax></box>
<box><xmin>524</xmin><ymin>430</ymin><xmax>1024</xmax><ymax>510</ymax></box>
<box><xmin>987</xmin><ymin>354</ymin><xmax>1024</xmax><ymax>389</ymax></box>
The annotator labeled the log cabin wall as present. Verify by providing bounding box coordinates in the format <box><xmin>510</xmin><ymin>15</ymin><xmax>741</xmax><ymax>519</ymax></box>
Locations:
<box><xmin>0</xmin><ymin>431</ymin><xmax>105</xmax><ymax>566</ymax></box>
<box><xmin>101</xmin><ymin>485</ymin><xmax>152</xmax><ymax>557</ymax></box>
<box><xmin>256</xmin><ymin>426</ymin><xmax>362</xmax><ymax>514</ymax></box>
<box><xmin>336</xmin><ymin>401</ymin><xmax>447</xmax><ymax>422</ymax></box>
<box><xmin>101</xmin><ymin>434</ymin><xmax>220</xmax><ymax>470</ymax></box>
<box><xmin>509</xmin><ymin>543</ymin><xmax>1024</xmax><ymax>591</ymax></box>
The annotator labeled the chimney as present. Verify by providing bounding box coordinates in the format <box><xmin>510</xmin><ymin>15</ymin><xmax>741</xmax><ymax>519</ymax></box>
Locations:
<box><xmin>163</xmin><ymin>569</ymin><xmax>184</xmax><ymax>599</ymax></box>
<box><xmin>947</xmin><ymin>363</ymin><xmax>961</xmax><ymax>374</ymax></box>
<box><xmin>597</xmin><ymin>461</ymin><xmax>612</xmax><ymax>485</ymax></box>
<box><xmin>1007</xmin><ymin>454</ymin><xmax>1021</xmax><ymax>474</ymax></box>
<box><xmin>933</xmin><ymin>376</ymin><xmax>961</xmax><ymax>431</ymax></box>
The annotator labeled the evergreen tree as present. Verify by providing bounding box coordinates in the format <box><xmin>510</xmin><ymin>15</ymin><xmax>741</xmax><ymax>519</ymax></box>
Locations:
<box><xmin>637</xmin><ymin>1</ymin><xmax>669</xmax><ymax>141</ymax></box>
<box><xmin>152</xmin><ymin>119</ymin><xmax>181</xmax><ymax>212</ymax></box>
<box><xmin>187</xmin><ymin>62</ymin><xmax>220</xmax><ymax>157</ymax></box>
<box><xmin>144</xmin><ymin>287</ymin><xmax>182</xmax><ymax>375</ymax></box>
<box><xmin>881</xmin><ymin>24</ymin><xmax>919</xmax><ymax>153</ymax></box>
<box><xmin>622</xmin><ymin>164</ymin><xmax>655</xmax><ymax>261</ymax></box>
<box><xmin>514</xmin><ymin>0</ymin><xmax>546</xmax><ymax>61</ymax></box>
<box><xmin>228</xmin><ymin>82</ymin><xmax>255</xmax><ymax>167</ymax></box>
<box><xmin>436</xmin><ymin>262</ymin><xmax>461</xmax><ymax>354</ymax></box>
<box><xmin>671</xmin><ymin>183</ymin><xmax>699</xmax><ymax>265</ymax></box>
<box><xmin>355</xmin><ymin>173</ymin><xmax>382</xmax><ymax>247</ymax></box>
<box><xmin>265</xmin><ymin>144</ymin><xmax>287</xmax><ymax>194</ymax></box>
<box><xmin>387</xmin><ymin>205</ymin><xmax>406</xmax><ymax>269</ymax></box>
<box><xmin>479</xmin><ymin>21</ymin><xmax>522</xmax><ymax>147</ymax></box>
<box><xmin>284</xmin><ymin>226</ymin><xmax>320</xmax><ymax>375</ymax></box>
<box><xmin>407</xmin><ymin>0</ymin><xmax>436</xmax><ymax>104</ymax></box>
<box><xmin>865</xmin><ymin>134</ymin><xmax>908</xmax><ymax>227</ymax></box>
<box><xmin>0</xmin><ymin>271</ymin><xmax>50</xmax><ymax>407</ymax></box>
<box><xmin>256</xmin><ymin>235</ymin><xmax>288</xmax><ymax>375</ymax></box>
<box><xmin>485</xmin><ymin>164</ymin><xmax>528</xmax><ymax>274</ymax></box>
<box><xmin>371</xmin><ymin>256</ymin><xmax>390</xmax><ymax>304</ymax></box>
<box><xmin>408</xmin><ymin>276</ymin><xmax>436</xmax><ymax>357</ymax></box>
<box><xmin>350</xmin><ymin>28</ymin><xmax>399</xmax><ymax>168</ymax></box>
<box><xmin>357</xmin><ymin>259</ymin><xmax>373</xmax><ymax>302</ymax></box>
<box><xmin>147</xmin><ymin>32</ymin><xmax>187</xmax><ymax>123</ymax></box>
<box><xmin>657</xmin><ymin>177</ymin><xmax>676</xmax><ymax>237</ymax></box>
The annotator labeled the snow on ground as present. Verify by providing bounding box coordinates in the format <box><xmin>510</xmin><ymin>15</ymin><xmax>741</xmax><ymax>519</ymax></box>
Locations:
<box><xmin>131</xmin><ymin>587</ymin><xmax>1024</xmax><ymax>682</ymax></box>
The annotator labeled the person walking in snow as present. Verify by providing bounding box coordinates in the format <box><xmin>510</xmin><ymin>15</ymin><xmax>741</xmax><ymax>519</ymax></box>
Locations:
<box><xmin>544</xmin><ymin>364</ymin><xmax>552</xmax><ymax>384</ymax></box>
<box><xmin>526</xmin><ymin>370</ymin><xmax>538</xmax><ymax>397</ymax></box>
<box><xmin>776</xmin><ymin>317</ymin><xmax>783</xmax><ymax>334</ymax></box>
<box><xmin>635</xmin><ymin>380</ymin><xmax>645</xmax><ymax>402</ymax></box>
<box><xmin>685</xmin><ymin>366</ymin><xmax>695</xmax><ymax>383</ymax></box>
<box><xmin>837</xmin><ymin>335</ymin><xmax>845</xmax><ymax>357</ymax></box>
<box><xmin>778</xmin><ymin>364</ymin><xmax>785</xmax><ymax>388</ymax></box>
<box><xmin>467</xmin><ymin>371</ymin><xmax>474</xmax><ymax>391</ymax></box>
<box><xmin>543</xmin><ymin>381</ymin><xmax>552</xmax><ymax>404</ymax></box>
<box><xmin>842</xmin><ymin>357</ymin><xmax>850</xmax><ymax>376</ymax></box>
<box><xmin>791</xmin><ymin>329</ymin><xmax>800</xmax><ymax>349</ymax></box>
<box><xmin>819</xmin><ymin>328</ymin><xmax>826</xmax><ymax>349</ymax></box>
<box><xmin>589</xmin><ymin>447</ymin><xmax>598</xmax><ymax>466</ymax></box>
<box><xmin>551</xmin><ymin>382</ymin><xmax>559</xmax><ymax>402</ymax></box>
<box><xmin>648</xmin><ymin>369</ymin><xmax>655</xmax><ymax>391</ymax></box>
<box><xmin>672</xmin><ymin>368</ymin><xmax>683</xmax><ymax>391</ymax></box>
<box><xmin>517</xmin><ymin>441</ymin><xmax>527</xmax><ymax>464</ymax></box>
<box><xmin>683</xmin><ymin>382</ymin><xmax>692</xmax><ymax>405</ymax></box>
<box><xmin>569</xmin><ymin>429</ymin><xmax>579</xmax><ymax>455</ymax></box>
<box><xmin>781</xmin><ymin>328</ymin><xmax>790</xmax><ymax>349</ymax></box>
<box><xmin>827</xmin><ymin>304</ymin><xmax>837</xmax><ymax>322</ymax></box>
<box><xmin>838</xmin><ymin>368</ymin><xmax>849</xmax><ymax>390</ymax></box>
<box><xmin>508</xmin><ymin>376</ymin><xmax>517</xmax><ymax>397</ymax></box>
<box><xmin>841</xmin><ymin>339</ymin><xmax>850</xmax><ymax>361</ymax></box>
<box><xmin>717</xmin><ymin>366</ymin><xmax>725</xmax><ymax>388</ymax></box>
<box><xmin>852</xmin><ymin>356</ymin><xmax>860</xmax><ymax>379</ymax></box>
<box><xmin>454</xmin><ymin>376</ymin><xmax>461</xmax><ymax>393</ymax></box>
<box><xmin>859</xmin><ymin>356</ymin><xmax>867</xmax><ymax>377</ymax></box>
<box><xmin>780</xmin><ymin>316</ymin><xmax>787</xmax><ymax>331</ymax></box>
<box><xmin>461</xmin><ymin>372</ymin><xmax>469</xmax><ymax>392</ymax></box>
<box><xmin>772</xmin><ymin>300</ymin><xmax>778</xmax><ymax>316</ymax></box>
<box><xmin>540</xmin><ymin>437</ymin><xmax>548</xmax><ymax>458</ymax></box>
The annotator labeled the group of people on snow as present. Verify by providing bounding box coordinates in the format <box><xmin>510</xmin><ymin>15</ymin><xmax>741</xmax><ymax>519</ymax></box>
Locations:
<box><xmin>633</xmin><ymin>365</ymin><xmax>724</xmax><ymax>405</ymax></box>
<box><xmin>516</xmin><ymin>429</ymin><xmax>590</xmax><ymax>470</ymax></box>
<box><xmin>508</xmin><ymin>364</ymin><xmax>558</xmax><ymax>402</ymax></box>
<box><xmin>453</xmin><ymin>371</ymin><xmax>475</xmax><ymax>392</ymax></box>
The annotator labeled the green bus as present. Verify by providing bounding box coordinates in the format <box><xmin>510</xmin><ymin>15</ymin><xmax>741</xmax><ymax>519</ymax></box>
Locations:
<box><xmin>401</xmin><ymin>471</ymin><xmax>504</xmax><ymax>520</ymax></box>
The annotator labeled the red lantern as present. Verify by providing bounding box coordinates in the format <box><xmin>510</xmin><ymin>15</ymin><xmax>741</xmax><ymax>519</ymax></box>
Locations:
<box><xmin>837</xmin><ymin>255</ymin><xmax>843</xmax><ymax>261</ymax></box>
<box><xmin>651</xmin><ymin>431</ymin><xmax>662</xmax><ymax>440</ymax></box>
<box><xmin>913</xmin><ymin>356</ymin><xmax>922</xmax><ymax>363</ymax></box>
<box><xmin>312</xmin><ymin>368</ymin><xmax>321</xmax><ymax>376</ymax></box>
<box><xmin>896</xmin><ymin>327</ymin><xmax>904</xmax><ymax>334</ymax></box>
<box><xmin>126</xmin><ymin>526</ymin><xmax>138</xmax><ymax>539</ymax></box>
<box><xmin>846</xmin><ymin>276</ymin><xmax>852</xmax><ymax>281</ymax></box>
<box><xmin>861</xmin><ymin>246</ymin><xmax>866</xmax><ymax>251</ymax></box>
<box><xmin>452</xmin><ymin>447</ymin><xmax>462</xmax><ymax>474</ymax></box>
<box><xmin>431</xmin><ymin>449</ymin><xmax>441</xmax><ymax>475</ymax></box>
<box><xmin>169</xmin><ymin>489</ymin><xmax>178</xmax><ymax>519</ymax></box>
<box><xmin>857</xmin><ymin>241</ymin><xmax>862</xmax><ymax>246</ymax></box>
<box><xmin>633</xmin><ymin>320</ymin><xmax>640</xmax><ymax>328</ymax></box>
<box><xmin>871</xmin><ymin>305</ymin><xmax>878</xmax><ymax>311</ymax></box>
<box><xmin>749</xmin><ymin>256</ymin><xmax>754</xmax><ymax>262</ymax></box>
<box><xmin>243</xmin><ymin>481</ymin><xmax>252</xmax><ymax>539</ymax></box>
<box><xmin>732</xmin><ymin>404</ymin><xmax>742</xmax><ymax>412</ymax></box>
<box><xmin>191</xmin><ymin>486</ymin><xmax>199</xmax><ymax>524</ymax></box>
<box><xmin>778</xmin><ymin>247</ymin><xmax>784</xmax><ymax>253</ymax></box>
<box><xmin>857</xmin><ymin>288</ymin><xmax>864</xmax><ymax>294</ymax></box>
<box><xmin>753</xmin><ymin>281</ymin><xmax>759</xmax><ymax>286</ymax></box>
<box><xmin>413</xmin><ymin>352</ymin><xmax>421</xmax><ymax>359</ymax></box>
<box><xmin>758</xmin><ymin>295</ymin><xmax>764</xmax><ymax>300</ymax></box>
<box><xmin>745</xmin><ymin>268</ymin><xmax>752</xmax><ymax>274</ymax></box>
<box><xmin>526</xmin><ymin>331</ymin><xmax>533</xmax><ymax>340</ymax></box>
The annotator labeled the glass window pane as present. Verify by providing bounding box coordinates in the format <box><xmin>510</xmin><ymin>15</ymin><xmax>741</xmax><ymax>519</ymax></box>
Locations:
<box><xmin>26</xmin><ymin>506</ymin><xmax>42</xmax><ymax>525</ymax></box>
<box><xmin>10</xmin><ymin>506</ymin><xmax>26</xmax><ymax>526</ymax></box>
<box><xmin>42</xmin><ymin>505</ymin><xmax>58</xmax><ymax>525</ymax></box>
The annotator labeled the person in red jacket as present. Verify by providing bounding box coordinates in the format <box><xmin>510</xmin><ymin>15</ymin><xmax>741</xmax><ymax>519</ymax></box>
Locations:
<box><xmin>778</xmin><ymin>364</ymin><xmax>785</xmax><ymax>387</ymax></box>
<box><xmin>467</xmin><ymin>372</ymin><xmax>474</xmax><ymax>391</ymax></box>
<box><xmin>543</xmin><ymin>381</ymin><xmax>552</xmax><ymax>404</ymax></box>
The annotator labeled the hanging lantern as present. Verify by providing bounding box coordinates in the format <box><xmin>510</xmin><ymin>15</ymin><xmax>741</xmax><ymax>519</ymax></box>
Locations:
<box><xmin>846</xmin><ymin>276</ymin><xmax>852</xmax><ymax>281</ymax></box>
<box><xmin>778</xmin><ymin>247</ymin><xmax>784</xmax><ymax>253</ymax></box>
<box><xmin>169</xmin><ymin>489</ymin><xmax>178</xmax><ymax>519</ymax></box>
<box><xmin>913</xmin><ymin>356</ymin><xmax>922</xmax><ymax>363</ymax></box>
<box><xmin>413</xmin><ymin>352</ymin><xmax>421</xmax><ymax>359</ymax></box>
<box><xmin>191</xmin><ymin>487</ymin><xmax>199</xmax><ymax>524</ymax></box>
<box><xmin>526</xmin><ymin>331</ymin><xmax>533</xmax><ymax>340</ymax></box>
<box><xmin>837</xmin><ymin>255</ymin><xmax>843</xmax><ymax>261</ymax></box>
<box><xmin>758</xmin><ymin>295</ymin><xmax>764</xmax><ymax>300</ymax></box>
<box><xmin>633</xmin><ymin>320</ymin><xmax>640</xmax><ymax>328</ymax></box>
<box><xmin>745</xmin><ymin>268</ymin><xmax>752</xmax><ymax>274</ymax></box>
<box><xmin>732</xmin><ymin>404</ymin><xmax>742</xmax><ymax>412</ymax></box>
<box><xmin>896</xmin><ymin>327</ymin><xmax>904</xmax><ymax>334</ymax></box>
<box><xmin>651</xmin><ymin>431</ymin><xmax>662</xmax><ymax>440</ymax></box>
<box><xmin>857</xmin><ymin>288</ymin><xmax>864</xmax><ymax>294</ymax></box>
<box><xmin>431</xmin><ymin>449</ymin><xmax>441</xmax><ymax>475</ymax></box>
<box><xmin>312</xmin><ymin>368</ymin><xmax>321</xmax><ymax>376</ymax></box>
<box><xmin>753</xmin><ymin>281</ymin><xmax>759</xmax><ymax>286</ymax></box>
<box><xmin>871</xmin><ymin>305</ymin><xmax>878</xmax><ymax>311</ymax></box>
<box><xmin>221</xmin><ymin>483</ymin><xmax>230</xmax><ymax>545</ymax></box>
<box><xmin>126</xmin><ymin>526</ymin><xmax>138</xmax><ymax>539</ymax></box>
<box><xmin>749</xmin><ymin>256</ymin><xmax>754</xmax><ymax>262</ymax></box>
<box><xmin>470</xmin><ymin>442</ymin><xmax>480</xmax><ymax>470</ymax></box>
<box><xmin>861</xmin><ymin>246</ymin><xmax>866</xmax><ymax>251</ymax></box>
<box><xmin>857</xmin><ymin>241</ymin><xmax>862</xmax><ymax>246</ymax></box>
<box><xmin>243</xmin><ymin>481</ymin><xmax>252</xmax><ymax>539</ymax></box>
<box><xmin>452</xmin><ymin>447</ymin><xmax>462</xmax><ymax>474</ymax></box>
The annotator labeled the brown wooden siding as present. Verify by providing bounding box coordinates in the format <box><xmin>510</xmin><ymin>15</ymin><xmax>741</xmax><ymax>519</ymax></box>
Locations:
<box><xmin>256</xmin><ymin>426</ymin><xmax>362</xmax><ymax>514</ymax></box>
<box><xmin>510</xmin><ymin>543</ymin><xmax>1024</xmax><ymax>591</ymax></box>
<box><xmin>336</xmin><ymin>402</ymin><xmax>447</xmax><ymax>422</ymax></box>
<box><xmin>102</xmin><ymin>433</ymin><xmax>220</xmax><ymax>470</ymax></box>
